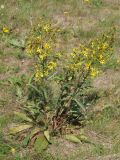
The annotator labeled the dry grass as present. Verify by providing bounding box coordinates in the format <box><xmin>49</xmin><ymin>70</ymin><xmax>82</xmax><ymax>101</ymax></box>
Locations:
<box><xmin>0</xmin><ymin>0</ymin><xmax>120</xmax><ymax>159</ymax></box>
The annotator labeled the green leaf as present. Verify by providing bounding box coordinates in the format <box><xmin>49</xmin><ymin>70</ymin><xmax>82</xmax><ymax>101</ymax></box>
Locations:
<box><xmin>9</xmin><ymin>39</ymin><xmax>25</xmax><ymax>48</ymax></box>
<box><xmin>23</xmin><ymin>127</ymin><xmax>41</xmax><ymax>147</ymax></box>
<box><xmin>22</xmin><ymin>135</ymin><xmax>30</xmax><ymax>147</ymax></box>
<box><xmin>77</xmin><ymin>135</ymin><xmax>94</xmax><ymax>145</ymax></box>
<box><xmin>16</xmin><ymin>86</ymin><xmax>22</xmax><ymax>98</ymax></box>
<box><xmin>34</xmin><ymin>134</ymin><xmax>49</xmax><ymax>153</ymax></box>
<box><xmin>79</xmin><ymin>135</ymin><xmax>88</xmax><ymax>141</ymax></box>
<box><xmin>73</xmin><ymin>99</ymin><xmax>86</xmax><ymax>112</ymax></box>
<box><xmin>14</xmin><ymin>112</ymin><xmax>32</xmax><ymax>122</ymax></box>
<box><xmin>10</xmin><ymin>124</ymin><xmax>32</xmax><ymax>134</ymax></box>
<box><xmin>42</xmin><ymin>88</ymin><xmax>48</xmax><ymax>103</ymax></box>
<box><xmin>28</xmin><ymin>74</ymin><xmax>35</xmax><ymax>85</ymax></box>
<box><xmin>27</xmin><ymin>84</ymin><xmax>41</xmax><ymax>95</ymax></box>
<box><xmin>29</xmin><ymin>127</ymin><xmax>40</xmax><ymax>139</ymax></box>
<box><xmin>44</xmin><ymin>130</ymin><xmax>50</xmax><ymax>143</ymax></box>
<box><xmin>64</xmin><ymin>134</ymin><xmax>81</xmax><ymax>143</ymax></box>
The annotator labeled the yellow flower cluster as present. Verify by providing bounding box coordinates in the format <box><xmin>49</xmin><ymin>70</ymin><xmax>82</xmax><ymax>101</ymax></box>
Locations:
<box><xmin>44</xmin><ymin>43</ymin><xmax>51</xmax><ymax>50</ymax></box>
<box><xmin>26</xmin><ymin>18</ymin><xmax>61</xmax><ymax>81</ymax></box>
<box><xmin>67</xmin><ymin>31</ymin><xmax>114</xmax><ymax>78</ymax></box>
<box><xmin>90</xmin><ymin>68</ymin><xmax>99</xmax><ymax>77</ymax></box>
<box><xmin>26</xmin><ymin>18</ymin><xmax>115</xmax><ymax>82</ymax></box>
<box><xmin>99</xmin><ymin>54</ymin><xmax>105</xmax><ymax>64</ymax></box>
<box><xmin>48</xmin><ymin>61</ymin><xmax>57</xmax><ymax>70</ymax></box>
<box><xmin>43</xmin><ymin>24</ymin><xmax>50</xmax><ymax>32</ymax></box>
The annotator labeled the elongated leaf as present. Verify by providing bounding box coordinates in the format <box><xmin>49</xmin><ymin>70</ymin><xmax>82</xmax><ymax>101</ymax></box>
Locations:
<box><xmin>78</xmin><ymin>135</ymin><xmax>88</xmax><ymax>141</ymax></box>
<box><xmin>73</xmin><ymin>99</ymin><xmax>85</xmax><ymax>112</ymax></box>
<box><xmin>16</xmin><ymin>86</ymin><xmax>22</xmax><ymax>98</ymax></box>
<box><xmin>34</xmin><ymin>134</ymin><xmax>49</xmax><ymax>153</ymax></box>
<box><xmin>65</xmin><ymin>134</ymin><xmax>81</xmax><ymax>143</ymax></box>
<box><xmin>27</xmin><ymin>84</ymin><xmax>42</xmax><ymax>95</ymax></box>
<box><xmin>29</xmin><ymin>127</ymin><xmax>40</xmax><ymax>139</ymax></box>
<box><xmin>44</xmin><ymin>130</ymin><xmax>50</xmax><ymax>143</ymax></box>
<box><xmin>42</xmin><ymin>88</ymin><xmax>48</xmax><ymax>103</ymax></box>
<box><xmin>23</xmin><ymin>134</ymin><xmax>30</xmax><ymax>147</ymax></box>
<box><xmin>77</xmin><ymin>135</ymin><xmax>94</xmax><ymax>145</ymax></box>
<box><xmin>10</xmin><ymin>124</ymin><xmax>32</xmax><ymax>134</ymax></box>
<box><xmin>14</xmin><ymin>112</ymin><xmax>32</xmax><ymax>122</ymax></box>
<box><xmin>28</xmin><ymin>74</ymin><xmax>35</xmax><ymax>85</ymax></box>
<box><xmin>23</xmin><ymin>128</ymin><xmax>40</xmax><ymax>147</ymax></box>
<box><xmin>9</xmin><ymin>39</ymin><xmax>25</xmax><ymax>48</ymax></box>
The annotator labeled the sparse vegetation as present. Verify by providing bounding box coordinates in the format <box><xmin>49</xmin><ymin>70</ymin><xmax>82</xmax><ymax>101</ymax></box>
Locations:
<box><xmin>0</xmin><ymin>0</ymin><xmax>120</xmax><ymax>159</ymax></box>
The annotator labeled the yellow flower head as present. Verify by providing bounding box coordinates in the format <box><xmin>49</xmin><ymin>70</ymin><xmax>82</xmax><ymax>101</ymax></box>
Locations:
<box><xmin>39</xmin><ymin>72</ymin><xmax>44</xmax><ymax>78</ymax></box>
<box><xmin>82</xmin><ymin>50</ymin><xmax>88</xmax><ymax>57</ymax></box>
<box><xmin>90</xmin><ymin>68</ymin><xmax>98</xmax><ymax>77</ymax></box>
<box><xmin>35</xmin><ymin>69</ymin><xmax>44</xmax><ymax>80</ymax></box>
<box><xmin>85</xmin><ymin>62</ymin><xmax>91</xmax><ymax>70</ymax></box>
<box><xmin>37</xmin><ymin>47</ymin><xmax>42</xmax><ymax>53</ymax></box>
<box><xmin>99</xmin><ymin>54</ymin><xmax>106</xmax><ymax>64</ymax></box>
<box><xmin>2</xmin><ymin>27</ymin><xmax>9</xmax><ymax>33</ymax></box>
<box><xmin>99</xmin><ymin>59</ymin><xmax>105</xmax><ymax>64</ymax></box>
<box><xmin>44</xmin><ymin>43</ymin><xmax>51</xmax><ymax>49</ymax></box>
<box><xmin>39</xmin><ymin>54</ymin><xmax>46</xmax><ymax>61</ymax></box>
<box><xmin>11</xmin><ymin>148</ymin><xmax>16</xmax><ymax>155</ymax></box>
<box><xmin>44</xmin><ymin>70</ymin><xmax>49</xmax><ymax>76</ymax></box>
<box><xmin>102</xmin><ymin>43</ymin><xmax>108</xmax><ymax>49</ymax></box>
<box><xmin>48</xmin><ymin>61</ymin><xmax>56</xmax><ymax>70</ymax></box>
<box><xmin>99</xmin><ymin>54</ymin><xmax>104</xmax><ymax>59</ymax></box>
<box><xmin>43</xmin><ymin>24</ymin><xmax>50</xmax><ymax>32</ymax></box>
<box><xmin>26</xmin><ymin>48</ymin><xmax>32</xmax><ymax>55</ymax></box>
<box><xmin>36</xmin><ymin>36</ymin><xmax>41</xmax><ymax>42</ymax></box>
<box><xmin>70</xmin><ymin>52</ymin><xmax>76</xmax><ymax>58</ymax></box>
<box><xmin>26</xmin><ymin>45</ymin><xmax>33</xmax><ymax>55</ymax></box>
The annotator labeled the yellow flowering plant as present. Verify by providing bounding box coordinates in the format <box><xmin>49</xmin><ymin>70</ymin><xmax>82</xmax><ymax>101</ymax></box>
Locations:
<box><xmin>10</xmin><ymin>18</ymin><xmax>115</xmax><ymax>151</ymax></box>
<box><xmin>53</xmin><ymin>29</ymin><xmax>115</xmax><ymax>130</ymax></box>
<box><xmin>26</xmin><ymin>18</ymin><xmax>61</xmax><ymax>82</ymax></box>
